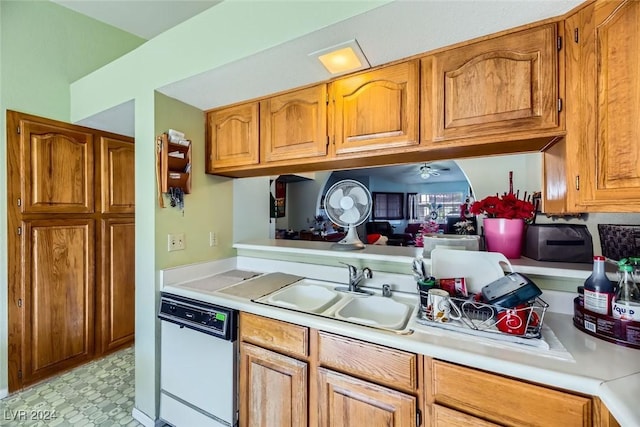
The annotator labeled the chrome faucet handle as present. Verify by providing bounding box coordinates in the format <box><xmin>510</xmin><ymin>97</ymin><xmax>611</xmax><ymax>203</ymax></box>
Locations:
<box><xmin>362</xmin><ymin>267</ymin><xmax>372</xmax><ymax>279</ymax></box>
<box><xmin>339</xmin><ymin>261</ymin><xmax>357</xmax><ymax>278</ymax></box>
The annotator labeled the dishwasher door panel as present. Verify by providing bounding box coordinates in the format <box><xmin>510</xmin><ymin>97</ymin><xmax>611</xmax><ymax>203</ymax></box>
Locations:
<box><xmin>160</xmin><ymin>321</ymin><xmax>237</xmax><ymax>425</ymax></box>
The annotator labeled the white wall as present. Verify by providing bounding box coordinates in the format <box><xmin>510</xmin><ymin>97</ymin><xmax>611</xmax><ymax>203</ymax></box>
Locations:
<box><xmin>233</xmin><ymin>177</ymin><xmax>271</xmax><ymax>243</ymax></box>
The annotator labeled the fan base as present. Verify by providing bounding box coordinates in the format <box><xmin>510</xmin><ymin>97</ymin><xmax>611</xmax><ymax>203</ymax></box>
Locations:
<box><xmin>331</xmin><ymin>241</ymin><xmax>365</xmax><ymax>251</ymax></box>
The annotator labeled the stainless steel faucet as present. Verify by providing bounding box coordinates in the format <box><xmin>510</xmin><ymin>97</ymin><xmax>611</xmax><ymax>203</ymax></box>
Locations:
<box><xmin>338</xmin><ymin>262</ymin><xmax>373</xmax><ymax>294</ymax></box>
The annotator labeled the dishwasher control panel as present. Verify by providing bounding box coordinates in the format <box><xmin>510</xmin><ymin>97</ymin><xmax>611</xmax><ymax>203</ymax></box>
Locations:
<box><xmin>158</xmin><ymin>292</ymin><xmax>237</xmax><ymax>341</ymax></box>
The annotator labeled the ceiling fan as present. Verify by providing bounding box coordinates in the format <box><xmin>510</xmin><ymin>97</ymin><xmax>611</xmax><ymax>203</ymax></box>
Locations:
<box><xmin>419</xmin><ymin>163</ymin><xmax>450</xmax><ymax>179</ymax></box>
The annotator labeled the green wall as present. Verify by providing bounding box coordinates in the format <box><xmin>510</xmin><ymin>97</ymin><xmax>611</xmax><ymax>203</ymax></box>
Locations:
<box><xmin>0</xmin><ymin>0</ymin><xmax>143</xmax><ymax>396</ymax></box>
<box><xmin>154</xmin><ymin>93</ymin><xmax>235</xmax><ymax>268</ymax></box>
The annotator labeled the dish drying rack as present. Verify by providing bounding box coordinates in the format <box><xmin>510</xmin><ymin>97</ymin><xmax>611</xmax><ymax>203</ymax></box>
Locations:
<box><xmin>416</xmin><ymin>291</ymin><xmax>549</xmax><ymax>341</ymax></box>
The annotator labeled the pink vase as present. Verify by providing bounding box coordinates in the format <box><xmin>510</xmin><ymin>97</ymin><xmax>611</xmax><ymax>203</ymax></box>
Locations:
<box><xmin>483</xmin><ymin>218</ymin><xmax>524</xmax><ymax>259</ymax></box>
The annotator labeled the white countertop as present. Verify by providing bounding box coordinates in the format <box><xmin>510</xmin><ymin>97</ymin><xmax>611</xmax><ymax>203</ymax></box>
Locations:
<box><xmin>160</xmin><ymin>255</ymin><xmax>640</xmax><ymax>426</ymax></box>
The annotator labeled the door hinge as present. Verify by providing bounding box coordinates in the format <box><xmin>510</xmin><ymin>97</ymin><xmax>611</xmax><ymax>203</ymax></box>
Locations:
<box><xmin>17</xmin><ymin>227</ymin><xmax>21</xmax><ymax>235</ymax></box>
<box><xmin>17</xmin><ymin>126</ymin><xmax>21</xmax><ymax>135</ymax></box>
<box><xmin>416</xmin><ymin>408</ymin><xmax>422</xmax><ymax>427</ymax></box>
<box><xmin>326</xmin><ymin>135</ymin><xmax>330</xmax><ymax>148</ymax></box>
<box><xmin>557</xmin><ymin>36</ymin><xmax>562</xmax><ymax>50</ymax></box>
<box><xmin>17</xmin><ymin>198</ymin><xmax>21</xmax><ymax>207</ymax></box>
<box><xmin>17</xmin><ymin>298</ymin><xmax>22</xmax><ymax>308</ymax></box>
<box><xmin>17</xmin><ymin>370</ymin><xmax>22</xmax><ymax>379</ymax></box>
<box><xmin>558</xmin><ymin>98</ymin><xmax>563</xmax><ymax>112</ymax></box>
<box><xmin>326</xmin><ymin>92</ymin><xmax>329</xmax><ymax>104</ymax></box>
<box><xmin>575</xmin><ymin>175</ymin><xmax>580</xmax><ymax>191</ymax></box>
<box><xmin>574</xmin><ymin>28</ymin><xmax>579</xmax><ymax>43</ymax></box>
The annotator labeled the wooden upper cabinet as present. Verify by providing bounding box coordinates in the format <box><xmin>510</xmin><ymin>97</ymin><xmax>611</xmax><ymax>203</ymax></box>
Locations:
<box><xmin>579</xmin><ymin>0</ymin><xmax>640</xmax><ymax>208</ymax></box>
<box><xmin>14</xmin><ymin>115</ymin><xmax>94</xmax><ymax>214</ymax></box>
<box><xmin>261</xmin><ymin>84</ymin><xmax>328</xmax><ymax>163</ymax></box>
<box><xmin>330</xmin><ymin>60</ymin><xmax>420</xmax><ymax>155</ymax></box>
<box><xmin>425</xmin><ymin>23</ymin><xmax>560</xmax><ymax>143</ymax></box>
<box><xmin>206</xmin><ymin>102</ymin><xmax>259</xmax><ymax>171</ymax></box>
<box><xmin>100</xmin><ymin>137</ymin><xmax>134</xmax><ymax>214</ymax></box>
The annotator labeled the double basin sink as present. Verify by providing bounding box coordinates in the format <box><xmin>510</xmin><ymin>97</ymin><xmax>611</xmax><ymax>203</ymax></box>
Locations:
<box><xmin>255</xmin><ymin>278</ymin><xmax>418</xmax><ymax>332</ymax></box>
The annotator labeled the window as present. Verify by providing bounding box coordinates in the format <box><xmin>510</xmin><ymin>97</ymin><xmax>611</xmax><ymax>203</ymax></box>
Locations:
<box><xmin>407</xmin><ymin>192</ymin><xmax>464</xmax><ymax>222</ymax></box>
<box><xmin>372</xmin><ymin>192</ymin><xmax>404</xmax><ymax>220</ymax></box>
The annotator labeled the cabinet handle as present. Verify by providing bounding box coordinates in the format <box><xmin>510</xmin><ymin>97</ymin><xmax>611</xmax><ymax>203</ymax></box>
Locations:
<box><xmin>575</xmin><ymin>175</ymin><xmax>580</xmax><ymax>191</ymax></box>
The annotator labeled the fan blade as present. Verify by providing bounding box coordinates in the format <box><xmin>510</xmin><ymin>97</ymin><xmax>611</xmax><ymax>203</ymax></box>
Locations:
<box><xmin>349</xmin><ymin>186</ymin><xmax>368</xmax><ymax>205</ymax></box>
<box><xmin>339</xmin><ymin>207</ymin><xmax>361</xmax><ymax>224</ymax></box>
<box><xmin>430</xmin><ymin>171</ymin><xmax>440</xmax><ymax>176</ymax></box>
<box><xmin>328</xmin><ymin>188</ymin><xmax>345</xmax><ymax>209</ymax></box>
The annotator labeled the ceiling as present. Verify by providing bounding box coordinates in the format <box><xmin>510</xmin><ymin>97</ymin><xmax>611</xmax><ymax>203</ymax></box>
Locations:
<box><xmin>51</xmin><ymin>0</ymin><xmax>221</xmax><ymax>40</ymax></box>
<box><xmin>331</xmin><ymin>160</ymin><xmax>468</xmax><ymax>185</ymax></box>
<box><xmin>57</xmin><ymin>0</ymin><xmax>584</xmax><ymax>138</ymax></box>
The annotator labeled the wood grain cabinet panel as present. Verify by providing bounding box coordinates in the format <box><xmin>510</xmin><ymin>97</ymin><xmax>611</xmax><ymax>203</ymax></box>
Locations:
<box><xmin>429</xmin><ymin>360</ymin><xmax>592</xmax><ymax>427</ymax></box>
<box><xmin>239</xmin><ymin>312</ymin><xmax>309</xmax><ymax>358</ymax></box>
<box><xmin>432</xmin><ymin>404</ymin><xmax>500</xmax><ymax>427</ymax></box>
<box><xmin>206</xmin><ymin>102</ymin><xmax>259</xmax><ymax>171</ymax></box>
<box><xmin>330</xmin><ymin>60</ymin><xmax>420</xmax><ymax>155</ymax></box>
<box><xmin>239</xmin><ymin>342</ymin><xmax>307</xmax><ymax>427</ymax></box>
<box><xmin>425</xmin><ymin>23</ymin><xmax>559</xmax><ymax>144</ymax></box>
<box><xmin>318</xmin><ymin>331</ymin><xmax>417</xmax><ymax>393</ymax></box>
<box><xmin>21</xmin><ymin>219</ymin><xmax>95</xmax><ymax>387</ymax></box>
<box><xmin>317</xmin><ymin>367</ymin><xmax>416</xmax><ymax>427</ymax></box>
<box><xmin>97</xmin><ymin>218</ymin><xmax>135</xmax><ymax>354</ymax></box>
<box><xmin>99</xmin><ymin>136</ymin><xmax>134</xmax><ymax>214</ymax></box>
<box><xmin>16</xmin><ymin>117</ymin><xmax>94</xmax><ymax>214</ymax></box>
<box><xmin>261</xmin><ymin>84</ymin><xmax>328</xmax><ymax>163</ymax></box>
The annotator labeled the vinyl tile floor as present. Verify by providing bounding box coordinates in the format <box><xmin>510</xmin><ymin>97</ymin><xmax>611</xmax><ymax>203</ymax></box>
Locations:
<box><xmin>0</xmin><ymin>346</ymin><xmax>141</xmax><ymax>427</ymax></box>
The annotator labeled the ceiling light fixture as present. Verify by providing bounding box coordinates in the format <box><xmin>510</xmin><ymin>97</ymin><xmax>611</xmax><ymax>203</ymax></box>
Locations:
<box><xmin>310</xmin><ymin>40</ymin><xmax>370</xmax><ymax>75</ymax></box>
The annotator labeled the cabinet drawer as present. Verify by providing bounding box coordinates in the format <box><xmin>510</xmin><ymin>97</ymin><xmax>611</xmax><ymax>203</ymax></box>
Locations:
<box><xmin>318</xmin><ymin>332</ymin><xmax>417</xmax><ymax>392</ymax></box>
<box><xmin>239</xmin><ymin>313</ymin><xmax>309</xmax><ymax>358</ymax></box>
<box><xmin>430</xmin><ymin>360</ymin><xmax>591</xmax><ymax>427</ymax></box>
<box><xmin>432</xmin><ymin>404</ymin><xmax>500</xmax><ymax>427</ymax></box>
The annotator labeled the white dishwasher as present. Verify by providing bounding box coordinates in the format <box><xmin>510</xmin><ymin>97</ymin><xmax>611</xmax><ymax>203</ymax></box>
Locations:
<box><xmin>158</xmin><ymin>292</ymin><xmax>238</xmax><ymax>427</ymax></box>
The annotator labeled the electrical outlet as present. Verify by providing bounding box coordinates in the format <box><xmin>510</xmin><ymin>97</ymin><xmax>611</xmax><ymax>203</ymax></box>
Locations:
<box><xmin>209</xmin><ymin>231</ymin><xmax>217</xmax><ymax>247</ymax></box>
<box><xmin>168</xmin><ymin>233</ymin><xmax>185</xmax><ymax>251</ymax></box>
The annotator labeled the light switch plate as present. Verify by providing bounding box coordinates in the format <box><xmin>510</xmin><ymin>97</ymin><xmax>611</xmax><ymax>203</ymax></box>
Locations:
<box><xmin>168</xmin><ymin>233</ymin><xmax>185</xmax><ymax>251</ymax></box>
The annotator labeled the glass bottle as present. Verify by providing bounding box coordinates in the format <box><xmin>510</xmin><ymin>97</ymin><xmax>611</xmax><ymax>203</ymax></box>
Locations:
<box><xmin>583</xmin><ymin>255</ymin><xmax>615</xmax><ymax>315</ymax></box>
<box><xmin>611</xmin><ymin>264</ymin><xmax>640</xmax><ymax>321</ymax></box>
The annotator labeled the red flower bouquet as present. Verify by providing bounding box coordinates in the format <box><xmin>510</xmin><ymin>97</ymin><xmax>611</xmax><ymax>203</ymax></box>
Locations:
<box><xmin>469</xmin><ymin>193</ymin><xmax>535</xmax><ymax>221</ymax></box>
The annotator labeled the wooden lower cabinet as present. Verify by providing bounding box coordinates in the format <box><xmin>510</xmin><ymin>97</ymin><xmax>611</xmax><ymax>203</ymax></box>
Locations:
<box><xmin>426</xmin><ymin>359</ymin><xmax>597</xmax><ymax>427</ymax></box>
<box><xmin>97</xmin><ymin>218</ymin><xmax>135</xmax><ymax>354</ymax></box>
<box><xmin>239</xmin><ymin>313</ymin><xmax>619</xmax><ymax>427</ymax></box>
<box><xmin>239</xmin><ymin>342</ymin><xmax>308</xmax><ymax>427</ymax></box>
<box><xmin>317</xmin><ymin>367</ymin><xmax>416</xmax><ymax>427</ymax></box>
<box><xmin>432</xmin><ymin>404</ymin><xmax>500</xmax><ymax>427</ymax></box>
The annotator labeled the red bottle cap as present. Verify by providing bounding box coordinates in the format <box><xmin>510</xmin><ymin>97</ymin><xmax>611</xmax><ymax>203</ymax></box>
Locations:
<box><xmin>593</xmin><ymin>256</ymin><xmax>605</xmax><ymax>261</ymax></box>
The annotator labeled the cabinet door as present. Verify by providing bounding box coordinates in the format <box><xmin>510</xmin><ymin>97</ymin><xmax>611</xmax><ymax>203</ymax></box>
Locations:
<box><xmin>261</xmin><ymin>84</ymin><xmax>328</xmax><ymax>163</ymax></box>
<box><xmin>97</xmin><ymin>218</ymin><xmax>135</xmax><ymax>354</ymax></box>
<box><xmin>206</xmin><ymin>102</ymin><xmax>259</xmax><ymax>171</ymax></box>
<box><xmin>331</xmin><ymin>60</ymin><xmax>419</xmax><ymax>155</ymax></box>
<box><xmin>21</xmin><ymin>219</ymin><xmax>95</xmax><ymax>388</ymax></box>
<box><xmin>426</xmin><ymin>23</ymin><xmax>559</xmax><ymax>143</ymax></box>
<box><xmin>239</xmin><ymin>342</ymin><xmax>307</xmax><ymax>427</ymax></box>
<box><xmin>317</xmin><ymin>367</ymin><xmax>416</xmax><ymax>427</ymax></box>
<box><xmin>100</xmin><ymin>136</ymin><xmax>135</xmax><ymax>213</ymax></box>
<box><xmin>578</xmin><ymin>0</ymin><xmax>640</xmax><ymax>208</ymax></box>
<box><xmin>13</xmin><ymin>114</ymin><xmax>94</xmax><ymax>213</ymax></box>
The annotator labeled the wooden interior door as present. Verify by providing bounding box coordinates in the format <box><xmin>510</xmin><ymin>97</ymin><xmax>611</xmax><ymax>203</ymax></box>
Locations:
<box><xmin>239</xmin><ymin>342</ymin><xmax>308</xmax><ymax>427</ymax></box>
<box><xmin>317</xmin><ymin>367</ymin><xmax>416</xmax><ymax>427</ymax></box>
<box><xmin>97</xmin><ymin>218</ymin><xmax>135</xmax><ymax>354</ymax></box>
<box><xmin>21</xmin><ymin>219</ymin><xmax>95</xmax><ymax>388</ymax></box>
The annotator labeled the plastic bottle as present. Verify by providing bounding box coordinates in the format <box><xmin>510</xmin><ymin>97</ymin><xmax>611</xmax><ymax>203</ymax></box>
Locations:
<box><xmin>583</xmin><ymin>255</ymin><xmax>615</xmax><ymax>315</ymax></box>
<box><xmin>612</xmin><ymin>264</ymin><xmax>640</xmax><ymax>321</ymax></box>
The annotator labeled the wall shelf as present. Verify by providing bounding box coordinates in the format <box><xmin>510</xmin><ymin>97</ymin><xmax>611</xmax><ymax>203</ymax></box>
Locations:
<box><xmin>159</xmin><ymin>133</ymin><xmax>191</xmax><ymax>195</ymax></box>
